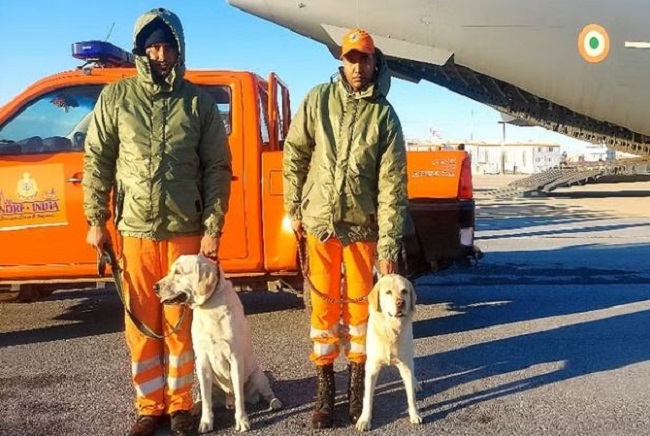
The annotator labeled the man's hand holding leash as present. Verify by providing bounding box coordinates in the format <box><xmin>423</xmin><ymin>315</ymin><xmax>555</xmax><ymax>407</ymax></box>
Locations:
<box><xmin>200</xmin><ymin>235</ymin><xmax>220</xmax><ymax>261</ymax></box>
<box><xmin>292</xmin><ymin>219</ymin><xmax>396</xmax><ymax>277</ymax></box>
<box><xmin>86</xmin><ymin>225</ymin><xmax>111</xmax><ymax>257</ymax></box>
<box><xmin>378</xmin><ymin>259</ymin><xmax>397</xmax><ymax>276</ymax></box>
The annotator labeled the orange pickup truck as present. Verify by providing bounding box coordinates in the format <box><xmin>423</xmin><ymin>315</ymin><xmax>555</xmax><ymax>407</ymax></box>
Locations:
<box><xmin>0</xmin><ymin>41</ymin><xmax>478</xmax><ymax>291</ymax></box>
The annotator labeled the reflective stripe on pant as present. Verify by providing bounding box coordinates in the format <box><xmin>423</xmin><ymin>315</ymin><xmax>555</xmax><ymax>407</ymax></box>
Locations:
<box><xmin>307</xmin><ymin>233</ymin><xmax>376</xmax><ymax>365</ymax></box>
<box><xmin>121</xmin><ymin>235</ymin><xmax>200</xmax><ymax>415</ymax></box>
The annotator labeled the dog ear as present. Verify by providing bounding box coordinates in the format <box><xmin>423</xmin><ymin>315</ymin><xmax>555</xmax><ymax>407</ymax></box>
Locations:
<box><xmin>197</xmin><ymin>257</ymin><xmax>218</xmax><ymax>298</ymax></box>
<box><xmin>407</xmin><ymin>279</ymin><xmax>416</xmax><ymax>312</ymax></box>
<box><xmin>368</xmin><ymin>280</ymin><xmax>382</xmax><ymax>313</ymax></box>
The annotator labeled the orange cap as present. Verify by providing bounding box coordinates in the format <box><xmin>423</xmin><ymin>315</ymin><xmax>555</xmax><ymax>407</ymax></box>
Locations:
<box><xmin>340</xmin><ymin>28</ymin><xmax>375</xmax><ymax>59</ymax></box>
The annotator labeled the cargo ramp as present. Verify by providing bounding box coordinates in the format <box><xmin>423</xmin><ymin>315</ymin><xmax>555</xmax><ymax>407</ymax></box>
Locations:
<box><xmin>489</xmin><ymin>159</ymin><xmax>650</xmax><ymax>198</ymax></box>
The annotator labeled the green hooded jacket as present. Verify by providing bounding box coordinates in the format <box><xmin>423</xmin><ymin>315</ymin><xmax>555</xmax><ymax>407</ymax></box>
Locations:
<box><xmin>83</xmin><ymin>8</ymin><xmax>232</xmax><ymax>240</ymax></box>
<box><xmin>283</xmin><ymin>51</ymin><xmax>407</xmax><ymax>261</ymax></box>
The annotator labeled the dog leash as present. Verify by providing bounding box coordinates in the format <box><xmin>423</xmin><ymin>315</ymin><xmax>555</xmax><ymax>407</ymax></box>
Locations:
<box><xmin>99</xmin><ymin>243</ymin><xmax>186</xmax><ymax>340</ymax></box>
<box><xmin>296</xmin><ymin>235</ymin><xmax>368</xmax><ymax>305</ymax></box>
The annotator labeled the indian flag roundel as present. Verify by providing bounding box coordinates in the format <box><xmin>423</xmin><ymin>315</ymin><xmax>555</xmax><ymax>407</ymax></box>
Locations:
<box><xmin>578</xmin><ymin>24</ymin><xmax>610</xmax><ymax>63</ymax></box>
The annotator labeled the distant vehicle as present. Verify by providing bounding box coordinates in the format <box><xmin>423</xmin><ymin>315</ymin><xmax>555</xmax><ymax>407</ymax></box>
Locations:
<box><xmin>0</xmin><ymin>41</ymin><xmax>478</xmax><ymax>291</ymax></box>
<box><xmin>228</xmin><ymin>0</ymin><xmax>650</xmax><ymax>159</ymax></box>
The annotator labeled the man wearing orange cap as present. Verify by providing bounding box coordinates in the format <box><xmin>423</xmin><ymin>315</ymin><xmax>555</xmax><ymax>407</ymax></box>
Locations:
<box><xmin>283</xmin><ymin>28</ymin><xmax>407</xmax><ymax>428</ymax></box>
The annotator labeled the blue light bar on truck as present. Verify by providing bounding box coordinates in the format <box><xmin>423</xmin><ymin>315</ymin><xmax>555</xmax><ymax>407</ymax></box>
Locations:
<box><xmin>71</xmin><ymin>40</ymin><xmax>135</xmax><ymax>67</ymax></box>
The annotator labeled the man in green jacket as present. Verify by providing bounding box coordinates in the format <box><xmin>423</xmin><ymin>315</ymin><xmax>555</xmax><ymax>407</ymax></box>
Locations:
<box><xmin>82</xmin><ymin>8</ymin><xmax>231</xmax><ymax>436</ymax></box>
<box><xmin>283</xmin><ymin>28</ymin><xmax>408</xmax><ymax>428</ymax></box>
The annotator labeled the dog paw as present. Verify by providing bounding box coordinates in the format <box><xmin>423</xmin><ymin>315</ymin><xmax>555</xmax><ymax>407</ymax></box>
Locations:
<box><xmin>409</xmin><ymin>410</ymin><xmax>423</xmax><ymax>425</ymax></box>
<box><xmin>268</xmin><ymin>398</ymin><xmax>283</xmax><ymax>410</ymax></box>
<box><xmin>198</xmin><ymin>420</ymin><xmax>214</xmax><ymax>434</ymax></box>
<box><xmin>355</xmin><ymin>415</ymin><xmax>371</xmax><ymax>431</ymax></box>
<box><xmin>235</xmin><ymin>415</ymin><xmax>251</xmax><ymax>432</ymax></box>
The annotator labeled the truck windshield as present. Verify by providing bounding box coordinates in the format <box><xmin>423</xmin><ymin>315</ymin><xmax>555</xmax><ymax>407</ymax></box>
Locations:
<box><xmin>0</xmin><ymin>84</ymin><xmax>232</xmax><ymax>156</ymax></box>
<box><xmin>0</xmin><ymin>85</ymin><xmax>103</xmax><ymax>155</ymax></box>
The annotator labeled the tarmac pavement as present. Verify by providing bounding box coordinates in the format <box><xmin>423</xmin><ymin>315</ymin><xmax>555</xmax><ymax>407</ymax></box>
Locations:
<box><xmin>1</xmin><ymin>176</ymin><xmax>649</xmax><ymax>436</ymax></box>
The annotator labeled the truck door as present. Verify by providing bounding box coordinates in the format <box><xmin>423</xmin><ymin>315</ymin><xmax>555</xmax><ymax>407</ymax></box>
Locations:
<box><xmin>198</xmin><ymin>83</ymin><xmax>251</xmax><ymax>267</ymax></box>
<box><xmin>259</xmin><ymin>73</ymin><xmax>298</xmax><ymax>271</ymax></box>
<box><xmin>0</xmin><ymin>85</ymin><xmax>106</xmax><ymax>279</ymax></box>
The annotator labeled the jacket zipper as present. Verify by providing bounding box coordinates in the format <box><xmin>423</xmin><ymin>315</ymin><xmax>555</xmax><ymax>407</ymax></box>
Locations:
<box><xmin>337</xmin><ymin>95</ymin><xmax>360</xmax><ymax>227</ymax></box>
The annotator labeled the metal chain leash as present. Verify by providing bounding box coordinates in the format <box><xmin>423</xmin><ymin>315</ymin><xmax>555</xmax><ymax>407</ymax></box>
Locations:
<box><xmin>100</xmin><ymin>243</ymin><xmax>186</xmax><ymax>339</ymax></box>
<box><xmin>297</xmin><ymin>236</ymin><xmax>368</xmax><ymax>305</ymax></box>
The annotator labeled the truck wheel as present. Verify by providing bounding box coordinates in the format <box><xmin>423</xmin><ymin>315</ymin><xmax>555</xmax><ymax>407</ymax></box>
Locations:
<box><xmin>455</xmin><ymin>257</ymin><xmax>473</xmax><ymax>269</ymax></box>
<box><xmin>15</xmin><ymin>284</ymin><xmax>55</xmax><ymax>303</ymax></box>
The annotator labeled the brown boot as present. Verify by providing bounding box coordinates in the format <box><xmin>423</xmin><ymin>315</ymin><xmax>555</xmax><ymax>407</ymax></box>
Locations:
<box><xmin>348</xmin><ymin>362</ymin><xmax>365</xmax><ymax>424</ymax></box>
<box><xmin>128</xmin><ymin>415</ymin><xmax>163</xmax><ymax>436</ymax></box>
<box><xmin>311</xmin><ymin>363</ymin><xmax>335</xmax><ymax>429</ymax></box>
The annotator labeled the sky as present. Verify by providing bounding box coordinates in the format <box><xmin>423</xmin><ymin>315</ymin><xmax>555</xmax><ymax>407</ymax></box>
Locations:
<box><xmin>0</xmin><ymin>0</ymin><xmax>594</xmax><ymax>154</ymax></box>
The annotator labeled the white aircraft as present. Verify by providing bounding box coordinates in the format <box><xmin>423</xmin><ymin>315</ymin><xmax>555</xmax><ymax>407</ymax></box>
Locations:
<box><xmin>228</xmin><ymin>0</ymin><xmax>650</xmax><ymax>158</ymax></box>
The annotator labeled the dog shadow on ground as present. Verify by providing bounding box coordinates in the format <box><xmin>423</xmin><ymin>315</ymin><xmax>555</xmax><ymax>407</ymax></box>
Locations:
<box><xmin>410</xmin><ymin>290</ymin><xmax>650</xmax><ymax>423</ymax></box>
<box><xmin>237</xmin><ymin>288</ymin><xmax>305</xmax><ymax>315</ymax></box>
<box><xmin>256</xmin><ymin>368</ymin><xmax>417</xmax><ymax>432</ymax></box>
<box><xmin>174</xmin><ymin>369</ymin><xmax>417</xmax><ymax>434</ymax></box>
<box><xmin>0</xmin><ymin>283</ymin><xmax>306</xmax><ymax>348</ymax></box>
<box><xmin>0</xmin><ymin>287</ymin><xmax>124</xmax><ymax>347</ymax></box>
<box><xmin>176</xmin><ymin>372</ymin><xmax>313</xmax><ymax>434</ymax></box>
<box><xmin>414</xmin><ymin>308</ymin><xmax>650</xmax><ymax>422</ymax></box>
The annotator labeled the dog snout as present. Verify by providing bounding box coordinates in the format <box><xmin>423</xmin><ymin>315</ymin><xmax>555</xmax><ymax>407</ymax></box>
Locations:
<box><xmin>153</xmin><ymin>283</ymin><xmax>160</xmax><ymax>294</ymax></box>
<box><xmin>396</xmin><ymin>299</ymin><xmax>406</xmax><ymax>310</ymax></box>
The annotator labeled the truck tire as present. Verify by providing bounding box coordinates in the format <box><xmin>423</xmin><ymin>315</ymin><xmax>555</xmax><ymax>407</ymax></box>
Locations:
<box><xmin>400</xmin><ymin>212</ymin><xmax>430</xmax><ymax>279</ymax></box>
<box><xmin>16</xmin><ymin>284</ymin><xmax>55</xmax><ymax>303</ymax></box>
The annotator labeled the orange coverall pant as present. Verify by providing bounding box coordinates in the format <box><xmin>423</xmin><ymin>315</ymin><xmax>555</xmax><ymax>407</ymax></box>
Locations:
<box><xmin>121</xmin><ymin>235</ymin><xmax>200</xmax><ymax>416</ymax></box>
<box><xmin>307</xmin><ymin>233</ymin><xmax>376</xmax><ymax>366</ymax></box>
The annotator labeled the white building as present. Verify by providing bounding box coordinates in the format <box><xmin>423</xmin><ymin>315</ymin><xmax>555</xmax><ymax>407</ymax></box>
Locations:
<box><xmin>467</xmin><ymin>141</ymin><xmax>562</xmax><ymax>174</ymax></box>
<box><xmin>566</xmin><ymin>144</ymin><xmax>639</xmax><ymax>163</ymax></box>
<box><xmin>406</xmin><ymin>140</ymin><xmax>562</xmax><ymax>175</ymax></box>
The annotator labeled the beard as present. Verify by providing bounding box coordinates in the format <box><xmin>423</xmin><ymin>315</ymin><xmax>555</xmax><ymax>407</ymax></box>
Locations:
<box><xmin>150</xmin><ymin>61</ymin><xmax>175</xmax><ymax>82</ymax></box>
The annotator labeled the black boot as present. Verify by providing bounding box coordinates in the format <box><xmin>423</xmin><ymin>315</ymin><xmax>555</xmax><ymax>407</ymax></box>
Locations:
<box><xmin>311</xmin><ymin>363</ymin><xmax>335</xmax><ymax>429</ymax></box>
<box><xmin>348</xmin><ymin>362</ymin><xmax>365</xmax><ymax>424</ymax></box>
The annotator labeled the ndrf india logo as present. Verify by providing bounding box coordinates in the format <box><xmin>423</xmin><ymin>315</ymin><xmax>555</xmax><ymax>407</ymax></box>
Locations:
<box><xmin>578</xmin><ymin>24</ymin><xmax>610</xmax><ymax>63</ymax></box>
<box><xmin>16</xmin><ymin>172</ymin><xmax>38</xmax><ymax>200</ymax></box>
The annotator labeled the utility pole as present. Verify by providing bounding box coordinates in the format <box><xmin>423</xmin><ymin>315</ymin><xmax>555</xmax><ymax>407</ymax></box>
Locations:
<box><xmin>499</xmin><ymin>121</ymin><xmax>506</xmax><ymax>174</ymax></box>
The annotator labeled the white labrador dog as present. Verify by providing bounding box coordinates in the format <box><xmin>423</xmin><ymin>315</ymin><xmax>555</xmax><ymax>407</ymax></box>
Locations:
<box><xmin>355</xmin><ymin>273</ymin><xmax>423</xmax><ymax>431</ymax></box>
<box><xmin>155</xmin><ymin>255</ymin><xmax>282</xmax><ymax>433</ymax></box>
